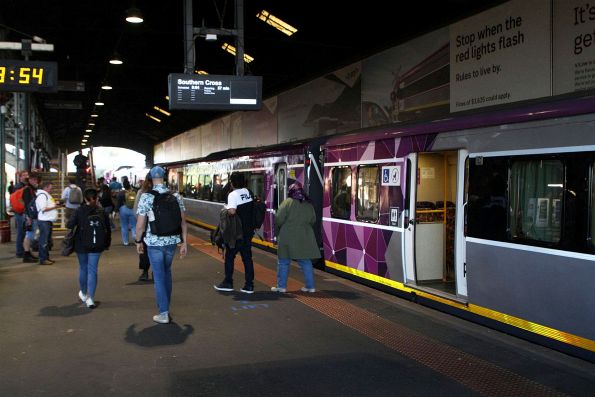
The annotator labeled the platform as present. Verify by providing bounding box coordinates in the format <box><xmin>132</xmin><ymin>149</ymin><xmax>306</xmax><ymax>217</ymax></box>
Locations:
<box><xmin>1</xmin><ymin>221</ymin><xmax>594</xmax><ymax>396</ymax></box>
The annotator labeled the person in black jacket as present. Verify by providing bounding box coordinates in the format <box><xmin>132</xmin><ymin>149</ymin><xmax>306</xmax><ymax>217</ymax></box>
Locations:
<box><xmin>67</xmin><ymin>188</ymin><xmax>111</xmax><ymax>309</ymax></box>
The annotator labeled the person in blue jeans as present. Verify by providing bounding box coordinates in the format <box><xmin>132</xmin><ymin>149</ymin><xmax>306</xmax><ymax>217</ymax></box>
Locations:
<box><xmin>35</xmin><ymin>181</ymin><xmax>62</xmax><ymax>265</ymax></box>
<box><xmin>135</xmin><ymin>166</ymin><xmax>187</xmax><ymax>324</ymax></box>
<box><xmin>116</xmin><ymin>180</ymin><xmax>137</xmax><ymax>245</ymax></box>
<box><xmin>67</xmin><ymin>188</ymin><xmax>111</xmax><ymax>308</ymax></box>
<box><xmin>271</xmin><ymin>182</ymin><xmax>320</xmax><ymax>293</ymax></box>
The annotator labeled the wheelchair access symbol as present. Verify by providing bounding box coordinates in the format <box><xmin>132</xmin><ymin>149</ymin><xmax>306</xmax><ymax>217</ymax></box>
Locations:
<box><xmin>381</xmin><ymin>166</ymin><xmax>401</xmax><ymax>186</ymax></box>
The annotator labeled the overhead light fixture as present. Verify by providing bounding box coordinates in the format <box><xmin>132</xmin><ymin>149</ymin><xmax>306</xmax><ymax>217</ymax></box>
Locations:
<box><xmin>109</xmin><ymin>52</ymin><xmax>123</xmax><ymax>65</ymax></box>
<box><xmin>153</xmin><ymin>106</ymin><xmax>171</xmax><ymax>117</ymax></box>
<box><xmin>88</xmin><ymin>122</ymin><xmax>95</xmax><ymax>126</ymax></box>
<box><xmin>205</xmin><ymin>34</ymin><xmax>217</xmax><ymax>41</ymax></box>
<box><xmin>165</xmin><ymin>96</ymin><xmax>169</xmax><ymax>100</ymax></box>
<box><xmin>256</xmin><ymin>10</ymin><xmax>297</xmax><ymax>36</ymax></box>
<box><xmin>125</xmin><ymin>7</ymin><xmax>143</xmax><ymax>23</ymax></box>
<box><xmin>81</xmin><ymin>142</ymin><xmax>87</xmax><ymax>146</ymax></box>
<box><xmin>95</xmin><ymin>101</ymin><xmax>105</xmax><ymax>106</ymax></box>
<box><xmin>82</xmin><ymin>139</ymin><xmax>88</xmax><ymax>143</ymax></box>
<box><xmin>91</xmin><ymin>113</ymin><xmax>99</xmax><ymax>118</ymax></box>
<box><xmin>101</xmin><ymin>82</ymin><xmax>113</xmax><ymax>90</ymax></box>
<box><xmin>221</xmin><ymin>43</ymin><xmax>254</xmax><ymax>63</ymax></box>
<box><xmin>85</xmin><ymin>129</ymin><xmax>92</xmax><ymax>132</ymax></box>
<box><xmin>145</xmin><ymin>113</ymin><xmax>161</xmax><ymax>123</ymax></box>
<box><xmin>83</xmin><ymin>134</ymin><xmax>90</xmax><ymax>138</ymax></box>
<box><xmin>195</xmin><ymin>70</ymin><xmax>208</xmax><ymax>75</ymax></box>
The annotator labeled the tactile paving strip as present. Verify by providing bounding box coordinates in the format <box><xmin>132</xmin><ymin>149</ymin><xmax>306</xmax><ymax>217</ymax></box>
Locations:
<box><xmin>187</xmin><ymin>233</ymin><xmax>566</xmax><ymax>397</ymax></box>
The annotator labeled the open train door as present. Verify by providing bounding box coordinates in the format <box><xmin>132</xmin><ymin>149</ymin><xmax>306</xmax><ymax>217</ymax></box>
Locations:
<box><xmin>455</xmin><ymin>149</ymin><xmax>468</xmax><ymax>299</ymax></box>
<box><xmin>403</xmin><ymin>150</ymin><xmax>468</xmax><ymax>299</ymax></box>
<box><xmin>403</xmin><ymin>152</ymin><xmax>417</xmax><ymax>285</ymax></box>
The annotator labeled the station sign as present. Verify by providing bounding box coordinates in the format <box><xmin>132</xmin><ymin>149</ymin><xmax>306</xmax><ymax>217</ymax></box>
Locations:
<box><xmin>168</xmin><ymin>73</ymin><xmax>262</xmax><ymax>111</ymax></box>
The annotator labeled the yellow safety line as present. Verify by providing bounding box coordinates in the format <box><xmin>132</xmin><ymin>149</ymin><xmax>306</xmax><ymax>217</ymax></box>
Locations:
<box><xmin>325</xmin><ymin>259</ymin><xmax>595</xmax><ymax>353</ymax></box>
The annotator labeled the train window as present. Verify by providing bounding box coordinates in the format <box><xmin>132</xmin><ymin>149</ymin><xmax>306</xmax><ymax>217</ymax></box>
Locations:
<box><xmin>467</xmin><ymin>157</ymin><xmax>508</xmax><ymax>240</ymax></box>
<box><xmin>248</xmin><ymin>173</ymin><xmax>265</xmax><ymax>201</ymax></box>
<box><xmin>591</xmin><ymin>164</ymin><xmax>595</xmax><ymax>247</ymax></box>
<box><xmin>212</xmin><ymin>173</ymin><xmax>229</xmax><ymax>202</ymax></box>
<box><xmin>331</xmin><ymin>167</ymin><xmax>352</xmax><ymax>219</ymax></box>
<box><xmin>509</xmin><ymin>159</ymin><xmax>563</xmax><ymax>243</ymax></box>
<box><xmin>356</xmin><ymin>165</ymin><xmax>379</xmax><ymax>222</ymax></box>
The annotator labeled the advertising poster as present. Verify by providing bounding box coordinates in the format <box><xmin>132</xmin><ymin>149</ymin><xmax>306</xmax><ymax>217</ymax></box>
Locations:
<box><xmin>450</xmin><ymin>0</ymin><xmax>551</xmax><ymax>112</ymax></box>
<box><xmin>153</xmin><ymin>143</ymin><xmax>164</xmax><ymax>164</ymax></box>
<box><xmin>553</xmin><ymin>0</ymin><xmax>595</xmax><ymax>94</ymax></box>
<box><xmin>202</xmin><ymin>118</ymin><xmax>229</xmax><ymax>157</ymax></box>
<box><xmin>181</xmin><ymin>127</ymin><xmax>201</xmax><ymax>161</ymax></box>
<box><xmin>277</xmin><ymin>62</ymin><xmax>361</xmax><ymax>142</ymax></box>
<box><xmin>362</xmin><ymin>28</ymin><xmax>449</xmax><ymax>125</ymax></box>
<box><xmin>241</xmin><ymin>96</ymin><xmax>278</xmax><ymax>147</ymax></box>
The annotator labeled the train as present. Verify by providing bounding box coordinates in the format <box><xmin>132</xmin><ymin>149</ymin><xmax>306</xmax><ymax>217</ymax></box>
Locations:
<box><xmin>161</xmin><ymin>94</ymin><xmax>595</xmax><ymax>362</ymax></box>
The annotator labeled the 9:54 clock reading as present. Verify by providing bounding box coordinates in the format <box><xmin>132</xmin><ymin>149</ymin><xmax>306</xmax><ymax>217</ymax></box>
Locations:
<box><xmin>0</xmin><ymin>67</ymin><xmax>44</xmax><ymax>84</ymax></box>
<box><xmin>0</xmin><ymin>60</ymin><xmax>58</xmax><ymax>92</ymax></box>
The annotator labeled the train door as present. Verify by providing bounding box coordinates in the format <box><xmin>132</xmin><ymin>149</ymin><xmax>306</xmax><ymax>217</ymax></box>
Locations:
<box><xmin>403</xmin><ymin>151</ymin><xmax>465</xmax><ymax>298</ymax></box>
<box><xmin>403</xmin><ymin>153</ymin><xmax>417</xmax><ymax>284</ymax></box>
<box><xmin>274</xmin><ymin>163</ymin><xmax>288</xmax><ymax>210</ymax></box>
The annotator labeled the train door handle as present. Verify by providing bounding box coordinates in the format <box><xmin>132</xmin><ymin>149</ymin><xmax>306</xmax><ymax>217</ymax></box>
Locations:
<box><xmin>408</xmin><ymin>219</ymin><xmax>416</xmax><ymax>226</ymax></box>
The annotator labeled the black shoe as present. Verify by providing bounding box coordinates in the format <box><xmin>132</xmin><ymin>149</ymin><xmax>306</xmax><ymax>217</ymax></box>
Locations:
<box><xmin>29</xmin><ymin>253</ymin><xmax>38</xmax><ymax>260</ymax></box>
<box><xmin>214</xmin><ymin>281</ymin><xmax>233</xmax><ymax>292</ymax></box>
<box><xmin>138</xmin><ymin>271</ymin><xmax>149</xmax><ymax>281</ymax></box>
<box><xmin>23</xmin><ymin>253</ymin><xmax>38</xmax><ymax>263</ymax></box>
<box><xmin>240</xmin><ymin>285</ymin><xmax>254</xmax><ymax>294</ymax></box>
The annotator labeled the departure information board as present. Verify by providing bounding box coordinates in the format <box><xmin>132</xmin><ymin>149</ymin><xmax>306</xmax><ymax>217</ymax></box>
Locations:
<box><xmin>168</xmin><ymin>74</ymin><xmax>262</xmax><ymax>111</ymax></box>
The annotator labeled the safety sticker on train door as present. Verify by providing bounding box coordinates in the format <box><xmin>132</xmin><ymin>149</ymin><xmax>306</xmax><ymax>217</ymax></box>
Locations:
<box><xmin>381</xmin><ymin>166</ymin><xmax>401</xmax><ymax>186</ymax></box>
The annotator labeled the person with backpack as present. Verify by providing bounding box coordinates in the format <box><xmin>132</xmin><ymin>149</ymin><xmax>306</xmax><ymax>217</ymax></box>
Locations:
<box><xmin>61</xmin><ymin>176</ymin><xmax>83</xmax><ymax>222</ymax></box>
<box><xmin>35</xmin><ymin>181</ymin><xmax>62</xmax><ymax>265</ymax></box>
<box><xmin>133</xmin><ymin>174</ymin><xmax>153</xmax><ymax>281</ymax></box>
<box><xmin>213</xmin><ymin>173</ymin><xmax>256</xmax><ymax>294</ymax></box>
<box><xmin>271</xmin><ymin>182</ymin><xmax>320</xmax><ymax>293</ymax></box>
<box><xmin>11</xmin><ymin>171</ymin><xmax>29</xmax><ymax>259</ymax></box>
<box><xmin>99</xmin><ymin>184</ymin><xmax>116</xmax><ymax>229</ymax></box>
<box><xmin>67</xmin><ymin>188</ymin><xmax>111</xmax><ymax>308</ymax></box>
<box><xmin>21</xmin><ymin>173</ymin><xmax>41</xmax><ymax>263</ymax></box>
<box><xmin>135</xmin><ymin>166</ymin><xmax>188</xmax><ymax>324</ymax></box>
<box><xmin>116</xmin><ymin>180</ymin><xmax>137</xmax><ymax>246</ymax></box>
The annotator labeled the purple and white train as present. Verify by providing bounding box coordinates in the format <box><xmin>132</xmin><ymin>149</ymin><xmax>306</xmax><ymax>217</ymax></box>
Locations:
<box><xmin>163</xmin><ymin>95</ymin><xmax>595</xmax><ymax>362</ymax></box>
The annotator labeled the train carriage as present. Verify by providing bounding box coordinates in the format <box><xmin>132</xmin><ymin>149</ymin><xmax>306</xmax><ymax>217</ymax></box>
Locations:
<box><xmin>168</xmin><ymin>95</ymin><xmax>595</xmax><ymax>361</ymax></box>
<box><xmin>175</xmin><ymin>144</ymin><xmax>307</xmax><ymax>248</ymax></box>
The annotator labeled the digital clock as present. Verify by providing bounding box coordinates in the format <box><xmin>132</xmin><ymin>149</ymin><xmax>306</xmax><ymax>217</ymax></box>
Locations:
<box><xmin>0</xmin><ymin>60</ymin><xmax>58</xmax><ymax>92</ymax></box>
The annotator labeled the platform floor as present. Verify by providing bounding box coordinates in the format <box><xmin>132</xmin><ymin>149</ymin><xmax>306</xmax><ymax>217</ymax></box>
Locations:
<box><xmin>1</xmin><ymin>221</ymin><xmax>594</xmax><ymax>397</ymax></box>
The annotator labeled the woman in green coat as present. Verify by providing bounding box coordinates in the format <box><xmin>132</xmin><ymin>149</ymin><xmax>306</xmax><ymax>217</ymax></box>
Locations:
<box><xmin>271</xmin><ymin>182</ymin><xmax>321</xmax><ymax>293</ymax></box>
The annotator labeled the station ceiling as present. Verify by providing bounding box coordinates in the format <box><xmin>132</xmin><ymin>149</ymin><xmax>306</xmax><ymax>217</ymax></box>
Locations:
<box><xmin>1</xmin><ymin>0</ymin><xmax>505</xmax><ymax>156</ymax></box>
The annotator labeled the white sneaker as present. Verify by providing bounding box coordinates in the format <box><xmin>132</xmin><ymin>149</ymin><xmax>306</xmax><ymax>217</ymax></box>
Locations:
<box><xmin>271</xmin><ymin>286</ymin><xmax>287</xmax><ymax>293</ymax></box>
<box><xmin>153</xmin><ymin>312</ymin><xmax>170</xmax><ymax>324</ymax></box>
<box><xmin>78</xmin><ymin>291</ymin><xmax>87</xmax><ymax>303</ymax></box>
<box><xmin>300</xmin><ymin>287</ymin><xmax>316</xmax><ymax>293</ymax></box>
<box><xmin>85</xmin><ymin>297</ymin><xmax>96</xmax><ymax>308</ymax></box>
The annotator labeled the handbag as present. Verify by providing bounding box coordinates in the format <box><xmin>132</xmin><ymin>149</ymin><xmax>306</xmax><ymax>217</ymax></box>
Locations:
<box><xmin>61</xmin><ymin>226</ymin><xmax>77</xmax><ymax>256</ymax></box>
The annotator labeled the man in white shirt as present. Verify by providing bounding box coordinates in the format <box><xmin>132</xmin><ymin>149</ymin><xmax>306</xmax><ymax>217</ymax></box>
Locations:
<box><xmin>36</xmin><ymin>181</ymin><xmax>61</xmax><ymax>265</ymax></box>
<box><xmin>214</xmin><ymin>173</ymin><xmax>256</xmax><ymax>293</ymax></box>
<box><xmin>61</xmin><ymin>176</ymin><xmax>83</xmax><ymax>221</ymax></box>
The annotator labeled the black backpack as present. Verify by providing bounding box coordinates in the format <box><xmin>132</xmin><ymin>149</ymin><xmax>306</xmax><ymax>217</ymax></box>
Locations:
<box><xmin>247</xmin><ymin>190</ymin><xmax>267</xmax><ymax>229</ymax></box>
<box><xmin>27</xmin><ymin>192</ymin><xmax>41</xmax><ymax>220</ymax></box>
<box><xmin>210</xmin><ymin>225</ymin><xmax>224</xmax><ymax>253</ymax></box>
<box><xmin>81</xmin><ymin>208</ymin><xmax>107</xmax><ymax>250</ymax></box>
<box><xmin>148</xmin><ymin>190</ymin><xmax>182</xmax><ymax>236</ymax></box>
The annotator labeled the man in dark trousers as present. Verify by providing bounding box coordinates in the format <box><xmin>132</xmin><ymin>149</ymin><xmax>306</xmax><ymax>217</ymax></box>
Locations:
<box><xmin>73</xmin><ymin>149</ymin><xmax>88</xmax><ymax>189</ymax></box>
<box><xmin>214</xmin><ymin>173</ymin><xmax>256</xmax><ymax>294</ymax></box>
